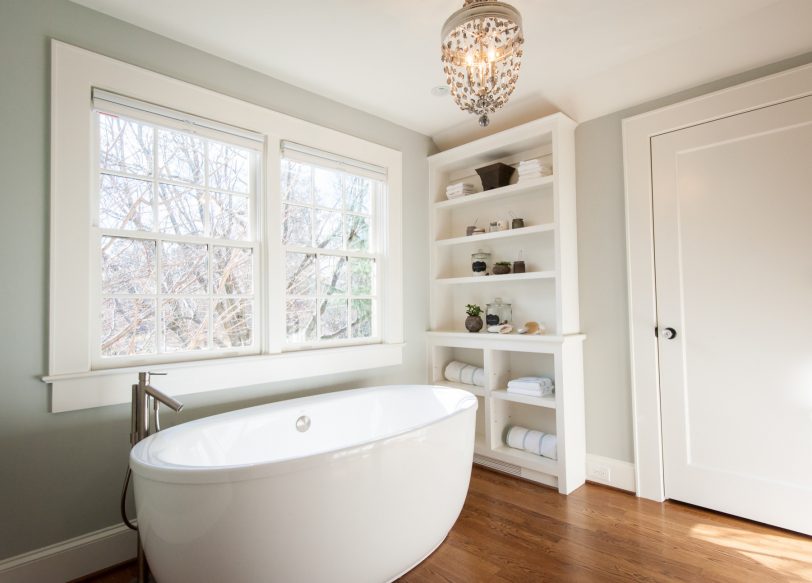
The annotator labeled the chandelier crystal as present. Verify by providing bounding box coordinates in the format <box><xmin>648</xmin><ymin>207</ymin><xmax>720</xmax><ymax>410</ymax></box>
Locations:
<box><xmin>441</xmin><ymin>0</ymin><xmax>524</xmax><ymax>127</ymax></box>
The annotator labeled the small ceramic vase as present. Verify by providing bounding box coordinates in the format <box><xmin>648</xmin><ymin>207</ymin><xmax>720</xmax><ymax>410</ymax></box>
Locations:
<box><xmin>465</xmin><ymin>315</ymin><xmax>483</xmax><ymax>333</ymax></box>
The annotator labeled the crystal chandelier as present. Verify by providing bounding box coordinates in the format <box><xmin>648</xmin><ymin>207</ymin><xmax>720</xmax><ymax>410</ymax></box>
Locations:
<box><xmin>441</xmin><ymin>0</ymin><xmax>524</xmax><ymax>127</ymax></box>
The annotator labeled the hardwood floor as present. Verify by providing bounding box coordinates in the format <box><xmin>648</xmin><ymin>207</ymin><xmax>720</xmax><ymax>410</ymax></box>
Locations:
<box><xmin>76</xmin><ymin>466</ymin><xmax>812</xmax><ymax>582</ymax></box>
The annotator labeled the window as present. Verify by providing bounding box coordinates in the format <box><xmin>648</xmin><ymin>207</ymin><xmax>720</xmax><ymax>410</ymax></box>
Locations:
<box><xmin>281</xmin><ymin>146</ymin><xmax>384</xmax><ymax>347</ymax></box>
<box><xmin>47</xmin><ymin>42</ymin><xmax>403</xmax><ymax>412</ymax></box>
<box><xmin>92</xmin><ymin>97</ymin><xmax>261</xmax><ymax>366</ymax></box>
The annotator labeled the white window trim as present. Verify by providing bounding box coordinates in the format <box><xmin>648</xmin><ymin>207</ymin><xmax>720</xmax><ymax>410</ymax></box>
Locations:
<box><xmin>622</xmin><ymin>62</ymin><xmax>812</xmax><ymax>501</ymax></box>
<box><xmin>45</xmin><ymin>41</ymin><xmax>403</xmax><ymax>412</ymax></box>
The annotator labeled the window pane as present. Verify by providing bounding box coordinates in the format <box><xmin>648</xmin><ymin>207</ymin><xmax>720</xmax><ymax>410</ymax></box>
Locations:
<box><xmin>161</xmin><ymin>298</ymin><xmax>208</xmax><ymax>352</ymax></box>
<box><xmin>345</xmin><ymin>175</ymin><xmax>372</xmax><ymax>214</ymax></box>
<box><xmin>158</xmin><ymin>183</ymin><xmax>205</xmax><ymax>236</ymax></box>
<box><xmin>98</xmin><ymin>113</ymin><xmax>153</xmax><ymax>176</ymax></box>
<box><xmin>101</xmin><ymin>298</ymin><xmax>155</xmax><ymax>356</ymax></box>
<box><xmin>286</xmin><ymin>298</ymin><xmax>316</xmax><ymax>343</ymax></box>
<box><xmin>286</xmin><ymin>252</ymin><xmax>316</xmax><ymax>296</ymax></box>
<box><xmin>283</xmin><ymin>204</ymin><xmax>312</xmax><ymax>247</ymax></box>
<box><xmin>102</xmin><ymin>236</ymin><xmax>156</xmax><ymax>294</ymax></box>
<box><xmin>161</xmin><ymin>242</ymin><xmax>208</xmax><ymax>294</ymax></box>
<box><xmin>350</xmin><ymin>257</ymin><xmax>374</xmax><ymax>296</ymax></box>
<box><xmin>314</xmin><ymin>209</ymin><xmax>342</xmax><ymax>250</ymax></box>
<box><xmin>282</xmin><ymin>159</ymin><xmax>312</xmax><ymax>204</ymax></box>
<box><xmin>212</xmin><ymin>246</ymin><xmax>252</xmax><ymax>295</ymax></box>
<box><xmin>213</xmin><ymin>299</ymin><xmax>252</xmax><ymax>347</ymax></box>
<box><xmin>211</xmin><ymin>192</ymin><xmax>249</xmax><ymax>241</ymax></box>
<box><xmin>351</xmin><ymin>299</ymin><xmax>373</xmax><ymax>338</ymax></box>
<box><xmin>314</xmin><ymin>167</ymin><xmax>342</xmax><ymax>209</ymax></box>
<box><xmin>318</xmin><ymin>255</ymin><xmax>347</xmax><ymax>296</ymax></box>
<box><xmin>320</xmin><ymin>298</ymin><xmax>348</xmax><ymax>340</ymax></box>
<box><xmin>345</xmin><ymin>214</ymin><xmax>370</xmax><ymax>251</ymax></box>
<box><xmin>158</xmin><ymin>129</ymin><xmax>205</xmax><ymax>185</ymax></box>
<box><xmin>208</xmin><ymin>142</ymin><xmax>250</xmax><ymax>194</ymax></box>
<box><xmin>99</xmin><ymin>174</ymin><xmax>153</xmax><ymax>231</ymax></box>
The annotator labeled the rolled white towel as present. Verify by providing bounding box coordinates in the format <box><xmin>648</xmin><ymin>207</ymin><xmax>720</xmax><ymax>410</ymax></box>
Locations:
<box><xmin>505</xmin><ymin>425</ymin><xmax>558</xmax><ymax>460</ymax></box>
<box><xmin>540</xmin><ymin>433</ymin><xmax>557</xmax><ymax>460</ymax></box>
<box><xmin>444</xmin><ymin>360</ymin><xmax>485</xmax><ymax>387</ymax></box>
<box><xmin>506</xmin><ymin>426</ymin><xmax>528</xmax><ymax>449</ymax></box>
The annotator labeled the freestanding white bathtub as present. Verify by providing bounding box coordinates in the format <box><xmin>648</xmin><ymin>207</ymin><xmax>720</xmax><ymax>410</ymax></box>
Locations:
<box><xmin>130</xmin><ymin>385</ymin><xmax>478</xmax><ymax>583</ymax></box>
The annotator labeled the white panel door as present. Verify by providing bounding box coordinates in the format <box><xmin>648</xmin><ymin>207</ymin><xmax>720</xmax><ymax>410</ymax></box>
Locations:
<box><xmin>651</xmin><ymin>95</ymin><xmax>812</xmax><ymax>535</ymax></box>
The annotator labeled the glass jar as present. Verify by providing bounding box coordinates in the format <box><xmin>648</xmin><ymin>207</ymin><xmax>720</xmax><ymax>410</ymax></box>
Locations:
<box><xmin>471</xmin><ymin>250</ymin><xmax>490</xmax><ymax>276</ymax></box>
<box><xmin>485</xmin><ymin>297</ymin><xmax>512</xmax><ymax>327</ymax></box>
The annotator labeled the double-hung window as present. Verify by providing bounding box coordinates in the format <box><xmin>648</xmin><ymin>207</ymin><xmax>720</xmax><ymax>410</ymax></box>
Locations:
<box><xmin>92</xmin><ymin>91</ymin><xmax>261</xmax><ymax>366</ymax></box>
<box><xmin>47</xmin><ymin>42</ymin><xmax>403</xmax><ymax>412</ymax></box>
<box><xmin>281</xmin><ymin>143</ymin><xmax>384</xmax><ymax>347</ymax></box>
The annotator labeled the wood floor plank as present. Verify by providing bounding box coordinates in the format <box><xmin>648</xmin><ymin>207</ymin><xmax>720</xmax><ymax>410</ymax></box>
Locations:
<box><xmin>74</xmin><ymin>466</ymin><xmax>812</xmax><ymax>582</ymax></box>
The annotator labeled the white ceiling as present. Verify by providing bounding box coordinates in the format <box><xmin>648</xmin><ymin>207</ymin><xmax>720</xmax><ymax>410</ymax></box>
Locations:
<box><xmin>71</xmin><ymin>0</ymin><xmax>812</xmax><ymax>147</ymax></box>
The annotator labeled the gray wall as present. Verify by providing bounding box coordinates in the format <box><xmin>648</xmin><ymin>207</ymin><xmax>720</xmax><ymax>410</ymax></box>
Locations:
<box><xmin>0</xmin><ymin>0</ymin><xmax>434</xmax><ymax>559</ymax></box>
<box><xmin>575</xmin><ymin>52</ymin><xmax>812</xmax><ymax>463</ymax></box>
<box><xmin>3</xmin><ymin>0</ymin><xmax>812</xmax><ymax>562</ymax></box>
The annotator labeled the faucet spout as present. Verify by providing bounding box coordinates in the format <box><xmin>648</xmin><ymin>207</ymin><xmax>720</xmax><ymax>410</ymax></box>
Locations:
<box><xmin>144</xmin><ymin>384</ymin><xmax>184</xmax><ymax>412</ymax></box>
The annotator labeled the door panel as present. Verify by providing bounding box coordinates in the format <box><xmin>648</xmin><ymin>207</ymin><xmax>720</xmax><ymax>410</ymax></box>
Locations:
<box><xmin>652</xmin><ymin>95</ymin><xmax>812</xmax><ymax>534</ymax></box>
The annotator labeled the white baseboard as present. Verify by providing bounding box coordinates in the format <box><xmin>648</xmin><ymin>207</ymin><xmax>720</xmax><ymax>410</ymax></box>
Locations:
<box><xmin>585</xmin><ymin>454</ymin><xmax>636</xmax><ymax>492</ymax></box>
<box><xmin>0</xmin><ymin>523</ymin><xmax>136</xmax><ymax>583</ymax></box>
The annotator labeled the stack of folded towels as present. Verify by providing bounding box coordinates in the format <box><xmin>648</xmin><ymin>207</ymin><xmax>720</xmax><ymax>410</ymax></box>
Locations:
<box><xmin>445</xmin><ymin>182</ymin><xmax>475</xmax><ymax>199</ymax></box>
<box><xmin>506</xmin><ymin>426</ymin><xmax>557</xmax><ymax>460</ymax></box>
<box><xmin>507</xmin><ymin>376</ymin><xmax>554</xmax><ymax>397</ymax></box>
<box><xmin>517</xmin><ymin>159</ymin><xmax>552</xmax><ymax>181</ymax></box>
<box><xmin>444</xmin><ymin>360</ymin><xmax>485</xmax><ymax>387</ymax></box>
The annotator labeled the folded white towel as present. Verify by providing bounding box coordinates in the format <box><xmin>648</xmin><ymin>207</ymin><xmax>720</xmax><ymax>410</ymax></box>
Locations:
<box><xmin>446</xmin><ymin>183</ymin><xmax>475</xmax><ymax>192</ymax></box>
<box><xmin>507</xmin><ymin>377</ymin><xmax>554</xmax><ymax>395</ymax></box>
<box><xmin>505</xmin><ymin>425</ymin><xmax>557</xmax><ymax>460</ymax></box>
<box><xmin>507</xmin><ymin>385</ymin><xmax>554</xmax><ymax>398</ymax></box>
<box><xmin>444</xmin><ymin>360</ymin><xmax>485</xmax><ymax>387</ymax></box>
<box><xmin>510</xmin><ymin>376</ymin><xmax>553</xmax><ymax>385</ymax></box>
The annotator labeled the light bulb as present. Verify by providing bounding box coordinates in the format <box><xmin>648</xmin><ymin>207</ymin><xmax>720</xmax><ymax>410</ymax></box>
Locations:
<box><xmin>487</xmin><ymin>47</ymin><xmax>496</xmax><ymax>62</ymax></box>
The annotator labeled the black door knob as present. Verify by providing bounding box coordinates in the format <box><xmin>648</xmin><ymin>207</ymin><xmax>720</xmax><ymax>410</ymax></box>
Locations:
<box><xmin>663</xmin><ymin>327</ymin><xmax>677</xmax><ymax>340</ymax></box>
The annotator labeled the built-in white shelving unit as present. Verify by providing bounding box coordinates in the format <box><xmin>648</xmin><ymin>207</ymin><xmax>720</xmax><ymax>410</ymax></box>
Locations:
<box><xmin>427</xmin><ymin>114</ymin><xmax>586</xmax><ymax>494</ymax></box>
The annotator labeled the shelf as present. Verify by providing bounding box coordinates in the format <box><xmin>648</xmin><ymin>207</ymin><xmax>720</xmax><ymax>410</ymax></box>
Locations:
<box><xmin>434</xmin><ymin>271</ymin><xmax>556</xmax><ymax>285</ymax></box>
<box><xmin>435</xmin><ymin>223</ymin><xmax>555</xmax><ymax>247</ymax></box>
<box><xmin>433</xmin><ymin>380</ymin><xmax>485</xmax><ymax>397</ymax></box>
<box><xmin>435</xmin><ymin>176</ymin><xmax>553</xmax><ymax>210</ymax></box>
<box><xmin>492</xmin><ymin>389</ymin><xmax>556</xmax><ymax>409</ymax></box>
<box><xmin>491</xmin><ymin>445</ymin><xmax>559</xmax><ymax>476</ymax></box>
<box><xmin>428</xmin><ymin>114</ymin><xmax>583</xmax><ymax>494</ymax></box>
<box><xmin>427</xmin><ymin>331</ymin><xmax>585</xmax><ymax>344</ymax></box>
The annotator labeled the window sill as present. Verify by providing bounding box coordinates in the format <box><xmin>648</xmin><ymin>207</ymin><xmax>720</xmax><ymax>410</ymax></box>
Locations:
<box><xmin>43</xmin><ymin>343</ymin><xmax>405</xmax><ymax>413</ymax></box>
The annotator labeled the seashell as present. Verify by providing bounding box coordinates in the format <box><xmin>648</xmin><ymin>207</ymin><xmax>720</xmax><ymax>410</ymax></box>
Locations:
<box><xmin>523</xmin><ymin>321</ymin><xmax>540</xmax><ymax>335</ymax></box>
<box><xmin>498</xmin><ymin>324</ymin><xmax>513</xmax><ymax>334</ymax></box>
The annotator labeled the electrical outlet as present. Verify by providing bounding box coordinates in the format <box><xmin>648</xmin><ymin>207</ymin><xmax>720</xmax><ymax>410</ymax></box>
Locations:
<box><xmin>589</xmin><ymin>464</ymin><xmax>611</xmax><ymax>482</ymax></box>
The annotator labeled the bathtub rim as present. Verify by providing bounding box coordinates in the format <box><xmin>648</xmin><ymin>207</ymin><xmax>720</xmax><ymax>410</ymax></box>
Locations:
<box><xmin>130</xmin><ymin>384</ymin><xmax>478</xmax><ymax>485</ymax></box>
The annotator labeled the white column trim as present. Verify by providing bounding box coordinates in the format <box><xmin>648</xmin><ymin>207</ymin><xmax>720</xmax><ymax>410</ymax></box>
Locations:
<box><xmin>622</xmin><ymin>63</ymin><xmax>812</xmax><ymax>501</ymax></box>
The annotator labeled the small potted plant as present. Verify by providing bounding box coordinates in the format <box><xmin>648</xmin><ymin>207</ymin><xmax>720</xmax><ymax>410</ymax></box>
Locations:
<box><xmin>492</xmin><ymin>261</ymin><xmax>512</xmax><ymax>275</ymax></box>
<box><xmin>465</xmin><ymin>304</ymin><xmax>483</xmax><ymax>333</ymax></box>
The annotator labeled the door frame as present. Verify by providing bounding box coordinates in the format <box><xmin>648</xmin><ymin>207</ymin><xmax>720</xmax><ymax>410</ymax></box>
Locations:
<box><xmin>621</xmin><ymin>63</ymin><xmax>812</xmax><ymax>501</ymax></box>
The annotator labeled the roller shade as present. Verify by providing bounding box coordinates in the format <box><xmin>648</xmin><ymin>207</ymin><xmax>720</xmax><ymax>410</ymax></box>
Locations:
<box><xmin>281</xmin><ymin>140</ymin><xmax>387</xmax><ymax>181</ymax></box>
<box><xmin>92</xmin><ymin>88</ymin><xmax>265</xmax><ymax>147</ymax></box>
